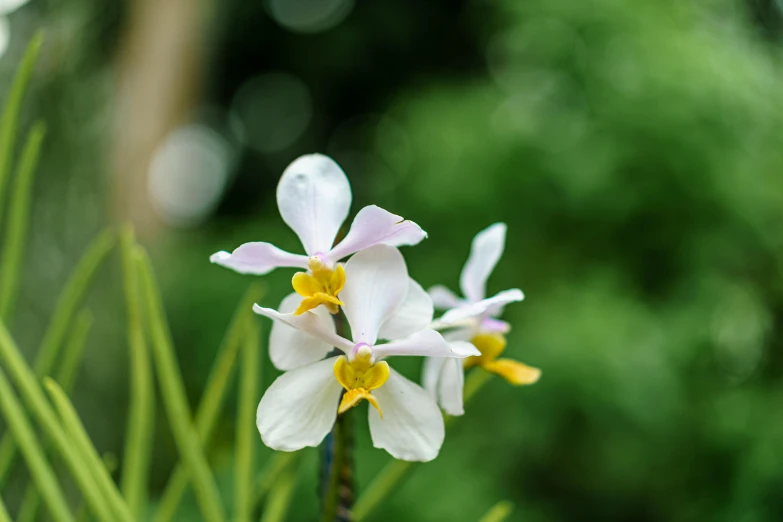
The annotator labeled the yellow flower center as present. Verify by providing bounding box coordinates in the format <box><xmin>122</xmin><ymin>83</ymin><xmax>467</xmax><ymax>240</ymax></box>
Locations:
<box><xmin>291</xmin><ymin>257</ymin><xmax>345</xmax><ymax>315</ymax></box>
<box><xmin>333</xmin><ymin>346</ymin><xmax>389</xmax><ymax>418</ymax></box>
<box><xmin>465</xmin><ymin>333</ymin><xmax>541</xmax><ymax>386</ymax></box>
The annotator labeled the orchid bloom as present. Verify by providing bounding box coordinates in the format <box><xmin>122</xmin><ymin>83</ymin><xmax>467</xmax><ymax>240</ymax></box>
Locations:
<box><xmin>211</xmin><ymin>154</ymin><xmax>426</xmax><ymax>315</ymax></box>
<box><xmin>253</xmin><ymin>245</ymin><xmax>478</xmax><ymax>462</ymax></box>
<box><xmin>424</xmin><ymin>223</ymin><xmax>540</xmax><ymax>416</ymax></box>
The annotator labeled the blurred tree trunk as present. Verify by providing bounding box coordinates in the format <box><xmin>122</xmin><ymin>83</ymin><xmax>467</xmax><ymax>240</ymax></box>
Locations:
<box><xmin>110</xmin><ymin>0</ymin><xmax>209</xmax><ymax>236</ymax></box>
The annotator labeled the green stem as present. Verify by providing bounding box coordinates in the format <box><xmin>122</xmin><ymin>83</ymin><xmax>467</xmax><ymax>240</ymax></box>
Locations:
<box><xmin>260</xmin><ymin>456</ymin><xmax>299</xmax><ymax>522</ymax></box>
<box><xmin>13</xmin><ymin>309</ymin><xmax>94</xmax><ymax>522</ymax></box>
<box><xmin>0</xmin><ymin>229</ymin><xmax>113</xmax><ymax>487</ymax></box>
<box><xmin>0</xmin><ymin>31</ymin><xmax>43</xmax><ymax>228</ymax></box>
<box><xmin>0</xmin><ymin>121</ymin><xmax>46</xmax><ymax>320</ymax></box>
<box><xmin>0</xmin><ymin>494</ymin><xmax>11</xmax><ymax>522</ymax></box>
<box><xmin>136</xmin><ymin>248</ymin><xmax>226</xmax><ymax>522</ymax></box>
<box><xmin>477</xmin><ymin>500</ymin><xmax>514</xmax><ymax>522</ymax></box>
<box><xmin>0</xmin><ymin>365</ymin><xmax>73</xmax><ymax>522</ymax></box>
<box><xmin>251</xmin><ymin>452</ymin><xmax>297</xmax><ymax>511</ymax></box>
<box><xmin>0</xmin><ymin>320</ymin><xmax>114</xmax><ymax>522</ymax></box>
<box><xmin>352</xmin><ymin>368</ymin><xmax>493</xmax><ymax>521</ymax></box>
<box><xmin>235</xmin><ymin>319</ymin><xmax>261</xmax><ymax>522</ymax></box>
<box><xmin>118</xmin><ymin>225</ymin><xmax>154</xmax><ymax>517</ymax></box>
<box><xmin>44</xmin><ymin>378</ymin><xmax>135</xmax><ymax>522</ymax></box>
<box><xmin>153</xmin><ymin>282</ymin><xmax>264</xmax><ymax>522</ymax></box>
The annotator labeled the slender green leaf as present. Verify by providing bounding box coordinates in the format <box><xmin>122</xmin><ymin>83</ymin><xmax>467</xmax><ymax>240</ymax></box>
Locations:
<box><xmin>0</xmin><ymin>365</ymin><xmax>73</xmax><ymax>522</ymax></box>
<box><xmin>0</xmin><ymin>229</ymin><xmax>114</xmax><ymax>487</ymax></box>
<box><xmin>352</xmin><ymin>369</ymin><xmax>493</xmax><ymax>521</ymax></box>
<box><xmin>235</xmin><ymin>319</ymin><xmax>261</xmax><ymax>522</ymax></box>
<box><xmin>0</xmin><ymin>320</ymin><xmax>114</xmax><ymax>522</ymax></box>
<box><xmin>154</xmin><ymin>282</ymin><xmax>264</xmax><ymax>522</ymax></box>
<box><xmin>44</xmin><ymin>378</ymin><xmax>135</xmax><ymax>522</ymax></box>
<box><xmin>34</xmin><ymin>228</ymin><xmax>115</xmax><ymax>379</ymax></box>
<box><xmin>477</xmin><ymin>500</ymin><xmax>514</xmax><ymax>522</ymax></box>
<box><xmin>118</xmin><ymin>225</ymin><xmax>154</xmax><ymax>517</ymax></box>
<box><xmin>0</xmin><ymin>120</ymin><xmax>46</xmax><ymax>320</ymax></box>
<box><xmin>0</xmin><ymin>31</ymin><xmax>43</xmax><ymax>225</ymax></box>
<box><xmin>14</xmin><ymin>309</ymin><xmax>94</xmax><ymax>522</ymax></box>
<box><xmin>252</xmin><ymin>452</ymin><xmax>297</xmax><ymax>511</ymax></box>
<box><xmin>260</xmin><ymin>457</ymin><xmax>299</xmax><ymax>522</ymax></box>
<box><xmin>135</xmin><ymin>248</ymin><xmax>226</xmax><ymax>522</ymax></box>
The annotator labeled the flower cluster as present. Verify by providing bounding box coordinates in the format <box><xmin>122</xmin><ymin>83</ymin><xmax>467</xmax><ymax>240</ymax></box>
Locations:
<box><xmin>212</xmin><ymin>154</ymin><xmax>539</xmax><ymax>462</ymax></box>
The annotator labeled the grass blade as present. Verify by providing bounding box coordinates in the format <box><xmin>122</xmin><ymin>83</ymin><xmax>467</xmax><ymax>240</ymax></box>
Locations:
<box><xmin>0</xmin><ymin>31</ymin><xmax>43</xmax><ymax>225</ymax></box>
<box><xmin>44</xmin><ymin>378</ymin><xmax>134</xmax><ymax>522</ymax></box>
<box><xmin>0</xmin><ymin>121</ymin><xmax>46</xmax><ymax>320</ymax></box>
<box><xmin>136</xmin><ymin>247</ymin><xmax>226</xmax><ymax>522</ymax></box>
<box><xmin>154</xmin><ymin>282</ymin><xmax>264</xmax><ymax>522</ymax></box>
<box><xmin>34</xmin><ymin>228</ymin><xmax>115</xmax><ymax>380</ymax></box>
<box><xmin>0</xmin><ymin>229</ymin><xmax>114</xmax><ymax>486</ymax></box>
<box><xmin>477</xmin><ymin>500</ymin><xmax>514</xmax><ymax>522</ymax></box>
<box><xmin>12</xmin><ymin>309</ymin><xmax>94</xmax><ymax>522</ymax></box>
<box><xmin>352</xmin><ymin>369</ymin><xmax>493</xmax><ymax>521</ymax></box>
<box><xmin>0</xmin><ymin>366</ymin><xmax>73</xmax><ymax>522</ymax></box>
<box><xmin>0</xmin><ymin>320</ymin><xmax>114</xmax><ymax>522</ymax></box>
<box><xmin>235</xmin><ymin>319</ymin><xmax>261</xmax><ymax>522</ymax></box>
<box><xmin>260</xmin><ymin>456</ymin><xmax>299</xmax><ymax>522</ymax></box>
<box><xmin>118</xmin><ymin>225</ymin><xmax>154</xmax><ymax>516</ymax></box>
<box><xmin>251</xmin><ymin>452</ymin><xmax>297</xmax><ymax>512</ymax></box>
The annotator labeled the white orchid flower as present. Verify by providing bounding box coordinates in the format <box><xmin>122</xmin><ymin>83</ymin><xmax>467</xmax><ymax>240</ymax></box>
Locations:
<box><xmin>424</xmin><ymin>223</ymin><xmax>540</xmax><ymax>416</ymax></box>
<box><xmin>211</xmin><ymin>154</ymin><xmax>426</xmax><ymax>315</ymax></box>
<box><xmin>253</xmin><ymin>245</ymin><xmax>478</xmax><ymax>462</ymax></box>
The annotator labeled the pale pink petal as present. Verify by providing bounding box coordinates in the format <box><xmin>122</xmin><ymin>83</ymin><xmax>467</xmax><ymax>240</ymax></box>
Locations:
<box><xmin>210</xmin><ymin>242</ymin><xmax>308</xmax><ymax>275</ymax></box>
<box><xmin>459</xmin><ymin>223</ymin><xmax>506</xmax><ymax>302</ymax></box>
<box><xmin>327</xmin><ymin>205</ymin><xmax>426</xmax><ymax>261</ymax></box>
<box><xmin>340</xmin><ymin>245</ymin><xmax>408</xmax><ymax>345</ymax></box>
<box><xmin>253</xmin><ymin>304</ymin><xmax>353</xmax><ymax>354</ymax></box>
<box><xmin>276</xmin><ymin>154</ymin><xmax>351</xmax><ymax>256</ymax></box>
<box><xmin>377</xmin><ymin>278</ymin><xmax>433</xmax><ymax>341</ymax></box>
<box><xmin>437</xmin><ymin>289</ymin><xmax>524</xmax><ymax>327</ymax></box>
<box><xmin>372</xmin><ymin>329</ymin><xmax>479</xmax><ymax>359</ymax></box>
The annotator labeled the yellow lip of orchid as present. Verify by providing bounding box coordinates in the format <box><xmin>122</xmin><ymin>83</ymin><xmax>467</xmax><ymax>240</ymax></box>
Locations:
<box><xmin>291</xmin><ymin>256</ymin><xmax>346</xmax><ymax>315</ymax></box>
<box><xmin>465</xmin><ymin>333</ymin><xmax>541</xmax><ymax>386</ymax></box>
<box><xmin>333</xmin><ymin>344</ymin><xmax>390</xmax><ymax>418</ymax></box>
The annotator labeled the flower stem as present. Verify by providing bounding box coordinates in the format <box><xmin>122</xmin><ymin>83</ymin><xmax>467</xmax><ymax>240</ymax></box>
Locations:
<box><xmin>321</xmin><ymin>310</ymin><xmax>354</xmax><ymax>521</ymax></box>
<box><xmin>352</xmin><ymin>368</ymin><xmax>493</xmax><ymax>521</ymax></box>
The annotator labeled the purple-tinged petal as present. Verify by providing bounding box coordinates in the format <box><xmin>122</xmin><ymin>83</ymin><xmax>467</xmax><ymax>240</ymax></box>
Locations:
<box><xmin>210</xmin><ymin>242</ymin><xmax>308</xmax><ymax>275</ymax></box>
<box><xmin>372</xmin><ymin>329</ymin><xmax>479</xmax><ymax>359</ymax></box>
<box><xmin>327</xmin><ymin>205</ymin><xmax>426</xmax><ymax>262</ymax></box>
<box><xmin>253</xmin><ymin>304</ymin><xmax>354</xmax><ymax>354</ymax></box>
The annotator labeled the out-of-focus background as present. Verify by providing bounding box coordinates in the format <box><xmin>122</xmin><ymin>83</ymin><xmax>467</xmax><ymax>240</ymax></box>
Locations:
<box><xmin>3</xmin><ymin>0</ymin><xmax>783</xmax><ymax>519</ymax></box>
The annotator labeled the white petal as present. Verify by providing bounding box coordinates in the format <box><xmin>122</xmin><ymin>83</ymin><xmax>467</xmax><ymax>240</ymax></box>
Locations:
<box><xmin>422</xmin><ymin>356</ymin><xmax>445</xmax><ymax>397</ymax></box>
<box><xmin>459</xmin><ymin>223</ymin><xmax>507</xmax><ymax>302</ymax></box>
<box><xmin>253</xmin><ymin>304</ymin><xmax>353</xmax><ymax>353</ymax></box>
<box><xmin>377</xmin><ymin>278</ymin><xmax>433</xmax><ymax>341</ymax></box>
<box><xmin>369</xmin><ymin>369</ymin><xmax>445</xmax><ymax>461</ymax></box>
<box><xmin>372</xmin><ymin>329</ymin><xmax>479</xmax><ymax>359</ymax></box>
<box><xmin>256</xmin><ymin>358</ymin><xmax>342</xmax><ymax>451</ymax></box>
<box><xmin>210</xmin><ymin>242</ymin><xmax>308</xmax><ymax>275</ymax></box>
<box><xmin>428</xmin><ymin>285</ymin><xmax>464</xmax><ymax>310</ymax></box>
<box><xmin>327</xmin><ymin>205</ymin><xmax>427</xmax><ymax>261</ymax></box>
<box><xmin>276</xmin><ymin>154</ymin><xmax>351</xmax><ymax>256</ymax></box>
<box><xmin>437</xmin><ymin>358</ymin><xmax>465</xmax><ymax>416</ymax></box>
<box><xmin>437</xmin><ymin>289</ymin><xmax>524</xmax><ymax>327</ymax></box>
<box><xmin>269</xmin><ymin>293</ymin><xmax>336</xmax><ymax>371</ymax></box>
<box><xmin>341</xmin><ymin>245</ymin><xmax>408</xmax><ymax>345</ymax></box>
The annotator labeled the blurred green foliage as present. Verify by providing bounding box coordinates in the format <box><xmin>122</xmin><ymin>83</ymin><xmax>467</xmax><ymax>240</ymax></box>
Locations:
<box><xmin>4</xmin><ymin>0</ymin><xmax>783</xmax><ymax>520</ymax></box>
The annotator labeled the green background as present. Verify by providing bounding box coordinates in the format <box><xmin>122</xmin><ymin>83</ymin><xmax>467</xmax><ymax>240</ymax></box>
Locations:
<box><xmin>3</xmin><ymin>0</ymin><xmax>783</xmax><ymax>520</ymax></box>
